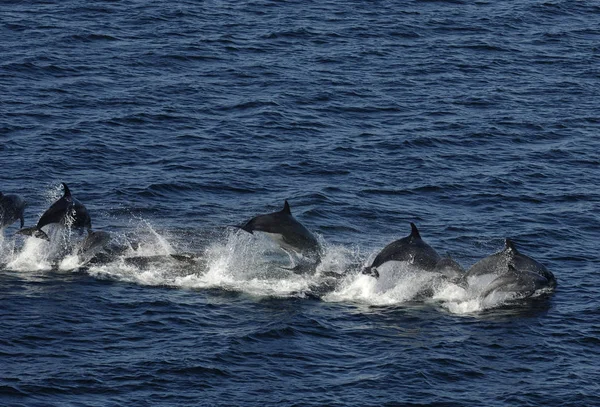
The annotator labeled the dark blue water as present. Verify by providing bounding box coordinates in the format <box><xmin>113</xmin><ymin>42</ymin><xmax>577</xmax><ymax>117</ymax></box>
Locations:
<box><xmin>2</xmin><ymin>1</ymin><xmax>599</xmax><ymax>405</ymax></box>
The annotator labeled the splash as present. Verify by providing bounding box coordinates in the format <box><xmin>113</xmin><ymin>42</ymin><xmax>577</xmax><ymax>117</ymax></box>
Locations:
<box><xmin>322</xmin><ymin>256</ymin><xmax>553</xmax><ymax>314</ymax></box>
<box><xmin>324</xmin><ymin>261</ymin><xmax>460</xmax><ymax>305</ymax></box>
<box><xmin>5</xmin><ymin>234</ymin><xmax>54</xmax><ymax>271</ymax></box>
<box><xmin>86</xmin><ymin>229</ymin><xmax>362</xmax><ymax>299</ymax></box>
<box><xmin>87</xmin><ymin>221</ymin><xmax>184</xmax><ymax>284</ymax></box>
<box><xmin>1</xmin><ymin>222</ymin><xmax>552</xmax><ymax>313</ymax></box>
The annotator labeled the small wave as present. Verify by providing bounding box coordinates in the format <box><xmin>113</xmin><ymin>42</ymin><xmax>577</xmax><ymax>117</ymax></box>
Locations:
<box><xmin>262</xmin><ymin>27</ymin><xmax>317</xmax><ymax>40</ymax></box>
<box><xmin>243</xmin><ymin>325</ymin><xmax>299</xmax><ymax>341</ymax></box>
<box><xmin>68</xmin><ymin>33</ymin><xmax>120</xmax><ymax>42</ymax></box>
<box><xmin>220</xmin><ymin>99</ymin><xmax>281</xmax><ymax>112</ymax></box>
<box><xmin>157</xmin><ymin>364</ymin><xmax>232</xmax><ymax>378</ymax></box>
<box><xmin>2</xmin><ymin>61</ymin><xmax>78</xmax><ymax>76</ymax></box>
<box><xmin>0</xmin><ymin>385</ymin><xmax>27</xmax><ymax>396</ymax></box>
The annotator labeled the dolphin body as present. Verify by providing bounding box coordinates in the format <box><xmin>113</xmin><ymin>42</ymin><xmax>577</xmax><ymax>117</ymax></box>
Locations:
<box><xmin>433</xmin><ymin>256</ymin><xmax>466</xmax><ymax>284</ymax></box>
<box><xmin>0</xmin><ymin>192</ymin><xmax>27</xmax><ymax>229</ymax></box>
<box><xmin>464</xmin><ymin>239</ymin><xmax>556</xmax><ymax>298</ymax></box>
<box><xmin>362</xmin><ymin>223</ymin><xmax>442</xmax><ymax>278</ymax></box>
<box><xmin>239</xmin><ymin>200</ymin><xmax>321</xmax><ymax>270</ymax></box>
<box><xmin>480</xmin><ymin>265</ymin><xmax>552</xmax><ymax>299</ymax></box>
<box><xmin>18</xmin><ymin>183</ymin><xmax>92</xmax><ymax>241</ymax></box>
<box><xmin>77</xmin><ymin>230</ymin><xmax>111</xmax><ymax>259</ymax></box>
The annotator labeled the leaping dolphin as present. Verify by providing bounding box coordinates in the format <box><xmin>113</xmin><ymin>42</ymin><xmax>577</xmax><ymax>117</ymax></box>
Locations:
<box><xmin>465</xmin><ymin>239</ymin><xmax>555</xmax><ymax>281</ymax></box>
<box><xmin>464</xmin><ymin>239</ymin><xmax>556</xmax><ymax>297</ymax></box>
<box><xmin>18</xmin><ymin>183</ymin><xmax>92</xmax><ymax>241</ymax></box>
<box><xmin>239</xmin><ymin>200</ymin><xmax>321</xmax><ymax>269</ymax></box>
<box><xmin>0</xmin><ymin>192</ymin><xmax>27</xmax><ymax>229</ymax></box>
<box><xmin>362</xmin><ymin>223</ymin><xmax>442</xmax><ymax>278</ymax></box>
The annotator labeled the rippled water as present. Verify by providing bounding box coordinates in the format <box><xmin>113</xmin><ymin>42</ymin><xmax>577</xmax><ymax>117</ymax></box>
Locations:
<box><xmin>2</xmin><ymin>1</ymin><xmax>599</xmax><ymax>405</ymax></box>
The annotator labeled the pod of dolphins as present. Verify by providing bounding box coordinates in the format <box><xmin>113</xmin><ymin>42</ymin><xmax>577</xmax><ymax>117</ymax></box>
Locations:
<box><xmin>1</xmin><ymin>183</ymin><xmax>557</xmax><ymax>301</ymax></box>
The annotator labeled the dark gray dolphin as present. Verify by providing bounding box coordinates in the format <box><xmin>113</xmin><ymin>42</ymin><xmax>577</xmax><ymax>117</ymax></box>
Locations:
<box><xmin>0</xmin><ymin>192</ymin><xmax>27</xmax><ymax>229</ymax></box>
<box><xmin>481</xmin><ymin>265</ymin><xmax>552</xmax><ymax>299</ymax></box>
<box><xmin>239</xmin><ymin>200</ymin><xmax>321</xmax><ymax>267</ymax></box>
<box><xmin>78</xmin><ymin>230</ymin><xmax>111</xmax><ymax>255</ymax></box>
<box><xmin>433</xmin><ymin>256</ymin><xmax>465</xmax><ymax>283</ymax></box>
<box><xmin>465</xmin><ymin>239</ymin><xmax>555</xmax><ymax>282</ymax></box>
<box><xmin>464</xmin><ymin>239</ymin><xmax>556</xmax><ymax>296</ymax></box>
<box><xmin>70</xmin><ymin>230</ymin><xmax>112</xmax><ymax>266</ymax></box>
<box><xmin>18</xmin><ymin>183</ymin><xmax>92</xmax><ymax>241</ymax></box>
<box><xmin>362</xmin><ymin>223</ymin><xmax>442</xmax><ymax>278</ymax></box>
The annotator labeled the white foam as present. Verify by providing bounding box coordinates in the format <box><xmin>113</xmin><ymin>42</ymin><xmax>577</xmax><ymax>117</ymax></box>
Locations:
<box><xmin>188</xmin><ymin>230</ymin><xmax>313</xmax><ymax>296</ymax></box>
<box><xmin>58</xmin><ymin>254</ymin><xmax>85</xmax><ymax>271</ymax></box>
<box><xmin>442</xmin><ymin>298</ymin><xmax>484</xmax><ymax>314</ymax></box>
<box><xmin>139</xmin><ymin>220</ymin><xmax>174</xmax><ymax>255</ymax></box>
<box><xmin>86</xmin><ymin>229</ymin><xmax>314</xmax><ymax>298</ymax></box>
<box><xmin>1</xmin><ymin>220</ymin><xmax>550</xmax><ymax>313</ymax></box>
<box><xmin>6</xmin><ymin>237</ymin><xmax>53</xmax><ymax>271</ymax></box>
<box><xmin>87</xmin><ymin>221</ymin><xmax>183</xmax><ymax>285</ymax></box>
<box><xmin>325</xmin><ymin>262</ymin><xmax>446</xmax><ymax>305</ymax></box>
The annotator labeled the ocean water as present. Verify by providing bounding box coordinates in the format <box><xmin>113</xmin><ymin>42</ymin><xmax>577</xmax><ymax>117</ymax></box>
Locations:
<box><xmin>1</xmin><ymin>0</ymin><xmax>599</xmax><ymax>405</ymax></box>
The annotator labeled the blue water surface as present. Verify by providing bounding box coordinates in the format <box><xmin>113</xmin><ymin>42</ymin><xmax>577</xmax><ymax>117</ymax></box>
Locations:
<box><xmin>1</xmin><ymin>1</ymin><xmax>599</xmax><ymax>406</ymax></box>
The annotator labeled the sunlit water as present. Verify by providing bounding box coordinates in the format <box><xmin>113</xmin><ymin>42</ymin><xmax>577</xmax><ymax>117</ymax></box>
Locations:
<box><xmin>2</xmin><ymin>1</ymin><xmax>599</xmax><ymax>405</ymax></box>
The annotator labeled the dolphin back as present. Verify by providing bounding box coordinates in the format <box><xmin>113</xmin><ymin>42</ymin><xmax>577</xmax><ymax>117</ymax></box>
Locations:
<box><xmin>240</xmin><ymin>200</ymin><xmax>320</xmax><ymax>257</ymax></box>
<box><xmin>434</xmin><ymin>256</ymin><xmax>465</xmax><ymax>282</ymax></box>
<box><xmin>36</xmin><ymin>187</ymin><xmax>91</xmax><ymax>231</ymax></box>
<box><xmin>466</xmin><ymin>239</ymin><xmax>556</xmax><ymax>285</ymax></box>
<box><xmin>368</xmin><ymin>223</ymin><xmax>441</xmax><ymax>272</ymax></box>
<box><xmin>465</xmin><ymin>240</ymin><xmax>516</xmax><ymax>278</ymax></box>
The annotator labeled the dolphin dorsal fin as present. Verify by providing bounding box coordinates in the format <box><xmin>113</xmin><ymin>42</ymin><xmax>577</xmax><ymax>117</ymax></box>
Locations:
<box><xmin>62</xmin><ymin>183</ymin><xmax>71</xmax><ymax>198</ymax></box>
<box><xmin>410</xmin><ymin>223</ymin><xmax>421</xmax><ymax>240</ymax></box>
<box><xmin>504</xmin><ymin>239</ymin><xmax>518</xmax><ymax>253</ymax></box>
<box><xmin>0</xmin><ymin>192</ymin><xmax>3</xmax><ymax>199</ymax></box>
<box><xmin>282</xmin><ymin>200</ymin><xmax>292</xmax><ymax>215</ymax></box>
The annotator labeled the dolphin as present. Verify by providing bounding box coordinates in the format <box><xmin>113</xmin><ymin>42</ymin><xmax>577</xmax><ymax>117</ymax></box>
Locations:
<box><xmin>433</xmin><ymin>256</ymin><xmax>465</xmax><ymax>283</ymax></box>
<box><xmin>239</xmin><ymin>200</ymin><xmax>321</xmax><ymax>269</ymax></box>
<box><xmin>463</xmin><ymin>239</ymin><xmax>556</xmax><ymax>297</ymax></box>
<box><xmin>63</xmin><ymin>230</ymin><xmax>111</xmax><ymax>267</ymax></box>
<box><xmin>362</xmin><ymin>223</ymin><xmax>442</xmax><ymax>278</ymax></box>
<box><xmin>77</xmin><ymin>230</ymin><xmax>111</xmax><ymax>255</ymax></box>
<box><xmin>0</xmin><ymin>192</ymin><xmax>27</xmax><ymax>229</ymax></box>
<box><xmin>18</xmin><ymin>183</ymin><xmax>92</xmax><ymax>241</ymax></box>
<box><xmin>480</xmin><ymin>264</ymin><xmax>553</xmax><ymax>299</ymax></box>
<box><xmin>464</xmin><ymin>239</ymin><xmax>556</xmax><ymax>283</ymax></box>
